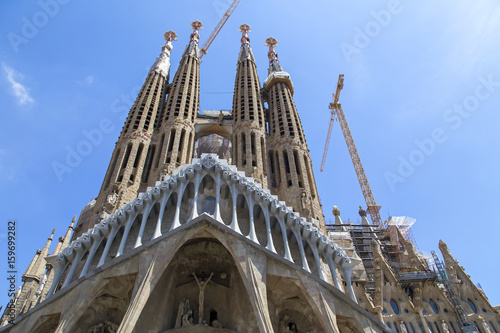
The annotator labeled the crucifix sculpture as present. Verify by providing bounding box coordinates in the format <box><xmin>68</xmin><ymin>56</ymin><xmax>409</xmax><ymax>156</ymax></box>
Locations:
<box><xmin>192</xmin><ymin>272</ymin><xmax>214</xmax><ymax>324</ymax></box>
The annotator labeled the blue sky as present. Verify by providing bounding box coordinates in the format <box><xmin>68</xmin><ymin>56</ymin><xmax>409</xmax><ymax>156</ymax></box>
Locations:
<box><xmin>1</xmin><ymin>0</ymin><xmax>499</xmax><ymax>309</ymax></box>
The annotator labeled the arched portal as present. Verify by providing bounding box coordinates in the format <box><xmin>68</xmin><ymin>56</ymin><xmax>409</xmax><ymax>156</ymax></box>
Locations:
<box><xmin>135</xmin><ymin>238</ymin><xmax>258</xmax><ymax>332</ymax></box>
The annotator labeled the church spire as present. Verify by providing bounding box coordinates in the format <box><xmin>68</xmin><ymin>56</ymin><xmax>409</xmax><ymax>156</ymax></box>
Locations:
<box><xmin>83</xmin><ymin>32</ymin><xmax>178</xmax><ymax>230</ymax></box>
<box><xmin>182</xmin><ymin>20</ymin><xmax>202</xmax><ymax>58</ymax></box>
<box><xmin>150</xmin><ymin>30</ymin><xmax>177</xmax><ymax>78</ymax></box>
<box><xmin>263</xmin><ymin>37</ymin><xmax>324</xmax><ymax>229</ymax></box>
<box><xmin>265</xmin><ymin>37</ymin><xmax>282</xmax><ymax>73</ymax></box>
<box><xmin>23</xmin><ymin>229</ymin><xmax>55</xmax><ymax>280</ymax></box>
<box><xmin>238</xmin><ymin>23</ymin><xmax>255</xmax><ymax>63</ymax></box>
<box><xmin>232</xmin><ymin>24</ymin><xmax>268</xmax><ymax>186</ymax></box>
<box><xmin>155</xmin><ymin>21</ymin><xmax>202</xmax><ymax>179</ymax></box>
<box><xmin>59</xmin><ymin>216</ymin><xmax>75</xmax><ymax>251</ymax></box>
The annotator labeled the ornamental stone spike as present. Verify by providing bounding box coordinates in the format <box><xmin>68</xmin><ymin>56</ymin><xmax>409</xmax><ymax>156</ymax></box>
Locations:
<box><xmin>265</xmin><ymin>36</ymin><xmax>282</xmax><ymax>73</ymax></box>
<box><xmin>150</xmin><ymin>30</ymin><xmax>177</xmax><ymax>77</ymax></box>
<box><xmin>239</xmin><ymin>23</ymin><xmax>251</xmax><ymax>45</ymax></box>
<box><xmin>190</xmin><ymin>20</ymin><xmax>203</xmax><ymax>43</ymax></box>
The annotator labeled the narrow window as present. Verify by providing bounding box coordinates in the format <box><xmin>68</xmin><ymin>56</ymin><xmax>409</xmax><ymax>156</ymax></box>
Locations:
<box><xmin>241</xmin><ymin>132</ymin><xmax>246</xmax><ymax>166</ymax></box>
<box><xmin>104</xmin><ymin>148</ymin><xmax>120</xmax><ymax>188</ymax></box>
<box><xmin>293</xmin><ymin>150</ymin><xmax>303</xmax><ymax>187</ymax></box>
<box><xmin>155</xmin><ymin>134</ymin><xmax>165</xmax><ymax>169</ymax></box>
<box><xmin>261</xmin><ymin>137</ymin><xmax>266</xmax><ymax>173</ymax></box>
<box><xmin>141</xmin><ymin>145</ymin><xmax>155</xmax><ymax>183</ymax></box>
<box><xmin>177</xmin><ymin>129</ymin><xmax>186</xmax><ymax>164</ymax></box>
<box><xmin>166</xmin><ymin>129</ymin><xmax>176</xmax><ymax>163</ymax></box>
<box><xmin>133</xmin><ymin>143</ymin><xmax>144</xmax><ymax>168</ymax></box>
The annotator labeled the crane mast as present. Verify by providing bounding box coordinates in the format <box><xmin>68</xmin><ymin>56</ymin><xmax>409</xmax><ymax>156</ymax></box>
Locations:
<box><xmin>322</xmin><ymin>74</ymin><xmax>385</xmax><ymax>228</ymax></box>
<box><xmin>199</xmin><ymin>0</ymin><xmax>242</xmax><ymax>59</ymax></box>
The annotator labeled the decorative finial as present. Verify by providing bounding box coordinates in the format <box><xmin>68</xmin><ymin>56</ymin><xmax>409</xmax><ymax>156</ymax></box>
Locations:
<box><xmin>332</xmin><ymin>205</ymin><xmax>340</xmax><ymax>216</ymax></box>
<box><xmin>239</xmin><ymin>23</ymin><xmax>251</xmax><ymax>33</ymax></box>
<box><xmin>239</xmin><ymin>23</ymin><xmax>251</xmax><ymax>45</ymax></box>
<box><xmin>264</xmin><ymin>37</ymin><xmax>278</xmax><ymax>51</ymax></box>
<box><xmin>190</xmin><ymin>20</ymin><xmax>203</xmax><ymax>42</ymax></box>
<box><xmin>265</xmin><ymin>37</ymin><xmax>281</xmax><ymax>72</ymax></box>
<box><xmin>163</xmin><ymin>30</ymin><xmax>177</xmax><ymax>43</ymax></box>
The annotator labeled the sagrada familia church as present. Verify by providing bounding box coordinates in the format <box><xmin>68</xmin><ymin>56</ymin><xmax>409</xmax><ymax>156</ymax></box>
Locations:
<box><xmin>1</xmin><ymin>22</ymin><xmax>498</xmax><ymax>333</ymax></box>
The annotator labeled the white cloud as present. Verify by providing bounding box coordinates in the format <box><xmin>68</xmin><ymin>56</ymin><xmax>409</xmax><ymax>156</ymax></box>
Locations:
<box><xmin>2</xmin><ymin>62</ymin><xmax>34</xmax><ymax>105</ymax></box>
<box><xmin>85</xmin><ymin>75</ymin><xmax>94</xmax><ymax>85</ymax></box>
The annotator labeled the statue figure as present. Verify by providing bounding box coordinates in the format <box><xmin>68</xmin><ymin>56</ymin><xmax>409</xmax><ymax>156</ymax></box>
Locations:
<box><xmin>86</xmin><ymin>320</ymin><xmax>118</xmax><ymax>333</ymax></box>
<box><xmin>218</xmin><ymin>110</ymin><xmax>224</xmax><ymax>124</ymax></box>
<box><xmin>193</xmin><ymin>272</ymin><xmax>214</xmax><ymax>324</ymax></box>
<box><xmin>358</xmin><ymin>205</ymin><xmax>367</xmax><ymax>217</ymax></box>
<box><xmin>175</xmin><ymin>298</ymin><xmax>191</xmax><ymax>328</ymax></box>
<box><xmin>252</xmin><ymin>166</ymin><xmax>262</xmax><ymax>184</ymax></box>
<box><xmin>400</xmin><ymin>321</ymin><xmax>408</xmax><ymax>333</ymax></box>
<box><xmin>106</xmin><ymin>191</ymin><xmax>118</xmax><ymax>205</ymax></box>
<box><xmin>441</xmin><ymin>320</ymin><xmax>450</xmax><ymax>333</ymax></box>
<box><xmin>301</xmin><ymin>192</ymin><xmax>311</xmax><ymax>218</ymax></box>
<box><xmin>181</xmin><ymin>309</ymin><xmax>194</xmax><ymax>327</ymax></box>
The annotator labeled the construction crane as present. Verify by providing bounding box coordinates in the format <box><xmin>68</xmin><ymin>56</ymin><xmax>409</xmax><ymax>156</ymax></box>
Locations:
<box><xmin>199</xmin><ymin>0</ymin><xmax>242</xmax><ymax>59</ymax></box>
<box><xmin>321</xmin><ymin>74</ymin><xmax>385</xmax><ymax>228</ymax></box>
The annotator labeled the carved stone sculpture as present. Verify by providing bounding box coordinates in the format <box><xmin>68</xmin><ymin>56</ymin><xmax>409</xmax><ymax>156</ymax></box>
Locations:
<box><xmin>441</xmin><ymin>320</ymin><xmax>450</xmax><ymax>333</ymax></box>
<box><xmin>175</xmin><ymin>298</ymin><xmax>192</xmax><ymax>328</ymax></box>
<box><xmin>193</xmin><ymin>272</ymin><xmax>214</xmax><ymax>324</ymax></box>
<box><xmin>301</xmin><ymin>192</ymin><xmax>311</xmax><ymax>218</ymax></box>
<box><xmin>182</xmin><ymin>309</ymin><xmax>194</xmax><ymax>327</ymax></box>
<box><xmin>86</xmin><ymin>320</ymin><xmax>118</xmax><ymax>333</ymax></box>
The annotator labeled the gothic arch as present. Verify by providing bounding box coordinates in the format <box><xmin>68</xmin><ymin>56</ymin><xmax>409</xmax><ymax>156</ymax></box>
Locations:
<box><xmin>135</xmin><ymin>236</ymin><xmax>258</xmax><ymax>332</ymax></box>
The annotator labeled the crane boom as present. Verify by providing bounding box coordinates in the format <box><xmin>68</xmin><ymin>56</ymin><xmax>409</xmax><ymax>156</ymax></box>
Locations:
<box><xmin>200</xmin><ymin>0</ymin><xmax>242</xmax><ymax>58</ymax></box>
<box><xmin>322</xmin><ymin>74</ymin><xmax>385</xmax><ymax>228</ymax></box>
<box><xmin>334</xmin><ymin>103</ymin><xmax>384</xmax><ymax>228</ymax></box>
<box><xmin>320</xmin><ymin>110</ymin><xmax>336</xmax><ymax>172</ymax></box>
<box><xmin>320</xmin><ymin>74</ymin><xmax>344</xmax><ymax>172</ymax></box>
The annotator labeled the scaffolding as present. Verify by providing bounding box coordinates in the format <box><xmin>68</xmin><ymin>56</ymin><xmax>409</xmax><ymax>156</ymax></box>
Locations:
<box><xmin>431</xmin><ymin>252</ymin><xmax>477</xmax><ymax>333</ymax></box>
<box><xmin>326</xmin><ymin>218</ymin><xmax>435</xmax><ymax>298</ymax></box>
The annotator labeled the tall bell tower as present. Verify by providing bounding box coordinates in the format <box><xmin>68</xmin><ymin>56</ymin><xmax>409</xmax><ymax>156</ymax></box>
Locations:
<box><xmin>153</xmin><ymin>21</ymin><xmax>202</xmax><ymax>181</ymax></box>
<box><xmin>74</xmin><ymin>31</ymin><xmax>177</xmax><ymax>237</ymax></box>
<box><xmin>231</xmin><ymin>24</ymin><xmax>268</xmax><ymax>187</ymax></box>
<box><xmin>263</xmin><ymin>37</ymin><xmax>324</xmax><ymax>227</ymax></box>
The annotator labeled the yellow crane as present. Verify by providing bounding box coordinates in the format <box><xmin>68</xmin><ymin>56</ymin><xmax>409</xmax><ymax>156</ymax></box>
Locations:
<box><xmin>321</xmin><ymin>74</ymin><xmax>385</xmax><ymax>228</ymax></box>
<box><xmin>199</xmin><ymin>0</ymin><xmax>242</xmax><ymax>59</ymax></box>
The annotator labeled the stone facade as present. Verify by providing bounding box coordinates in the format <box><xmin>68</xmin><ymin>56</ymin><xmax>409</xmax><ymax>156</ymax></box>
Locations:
<box><xmin>2</xmin><ymin>22</ymin><xmax>499</xmax><ymax>333</ymax></box>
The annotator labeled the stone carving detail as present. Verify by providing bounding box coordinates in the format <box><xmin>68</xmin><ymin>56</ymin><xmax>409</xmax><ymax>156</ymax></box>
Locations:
<box><xmin>332</xmin><ymin>205</ymin><xmax>340</xmax><ymax>216</ymax></box>
<box><xmin>161</xmin><ymin>164</ymin><xmax>174</xmax><ymax>179</ymax></box>
<box><xmin>400</xmin><ymin>321</ymin><xmax>408</xmax><ymax>333</ymax></box>
<box><xmin>175</xmin><ymin>298</ymin><xmax>193</xmax><ymax>328</ymax></box>
<box><xmin>279</xmin><ymin>316</ymin><xmax>298</xmax><ymax>333</ymax></box>
<box><xmin>193</xmin><ymin>272</ymin><xmax>214</xmax><ymax>324</ymax></box>
<box><xmin>413</xmin><ymin>283</ymin><xmax>422</xmax><ymax>307</ymax></box>
<box><xmin>441</xmin><ymin>320</ymin><xmax>450</xmax><ymax>333</ymax></box>
<box><xmin>104</xmin><ymin>191</ymin><xmax>118</xmax><ymax>212</ymax></box>
<box><xmin>86</xmin><ymin>320</ymin><xmax>118</xmax><ymax>333</ymax></box>
<box><xmin>95</xmin><ymin>210</ymin><xmax>110</xmax><ymax>224</ymax></box>
<box><xmin>50</xmin><ymin>154</ymin><xmax>355</xmax><ymax>303</ymax></box>
<box><xmin>182</xmin><ymin>309</ymin><xmax>194</xmax><ymax>327</ymax></box>
<box><xmin>358</xmin><ymin>205</ymin><xmax>367</xmax><ymax>217</ymax></box>
<box><xmin>301</xmin><ymin>191</ymin><xmax>311</xmax><ymax>218</ymax></box>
